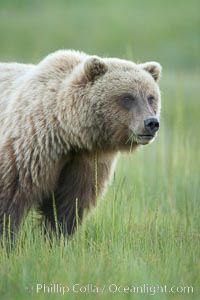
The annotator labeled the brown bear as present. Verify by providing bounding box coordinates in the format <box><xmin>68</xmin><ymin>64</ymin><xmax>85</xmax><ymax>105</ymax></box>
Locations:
<box><xmin>0</xmin><ymin>50</ymin><xmax>161</xmax><ymax>238</ymax></box>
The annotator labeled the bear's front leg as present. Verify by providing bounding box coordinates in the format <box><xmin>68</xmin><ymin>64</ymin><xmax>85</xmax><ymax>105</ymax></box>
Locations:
<box><xmin>0</xmin><ymin>140</ymin><xmax>28</xmax><ymax>242</ymax></box>
<box><xmin>39</xmin><ymin>153</ymin><xmax>115</xmax><ymax>236</ymax></box>
<box><xmin>38</xmin><ymin>156</ymin><xmax>95</xmax><ymax>236</ymax></box>
<box><xmin>39</xmin><ymin>191</ymin><xmax>84</xmax><ymax>236</ymax></box>
<box><xmin>0</xmin><ymin>194</ymin><xmax>28</xmax><ymax>243</ymax></box>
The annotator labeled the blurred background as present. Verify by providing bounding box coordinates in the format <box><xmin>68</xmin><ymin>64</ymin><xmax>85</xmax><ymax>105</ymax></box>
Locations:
<box><xmin>0</xmin><ymin>0</ymin><xmax>199</xmax><ymax>71</ymax></box>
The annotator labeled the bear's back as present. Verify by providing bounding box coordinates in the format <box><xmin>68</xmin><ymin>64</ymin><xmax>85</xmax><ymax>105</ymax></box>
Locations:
<box><xmin>0</xmin><ymin>50</ymin><xmax>87</xmax><ymax>114</ymax></box>
<box><xmin>0</xmin><ymin>62</ymin><xmax>34</xmax><ymax>112</ymax></box>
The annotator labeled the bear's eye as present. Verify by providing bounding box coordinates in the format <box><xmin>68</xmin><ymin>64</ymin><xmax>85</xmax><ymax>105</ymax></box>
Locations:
<box><xmin>148</xmin><ymin>95</ymin><xmax>155</xmax><ymax>105</ymax></box>
<box><xmin>121</xmin><ymin>94</ymin><xmax>136</xmax><ymax>110</ymax></box>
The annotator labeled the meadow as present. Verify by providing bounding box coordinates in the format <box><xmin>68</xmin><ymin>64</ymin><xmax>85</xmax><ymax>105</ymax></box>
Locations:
<box><xmin>0</xmin><ymin>0</ymin><xmax>199</xmax><ymax>299</ymax></box>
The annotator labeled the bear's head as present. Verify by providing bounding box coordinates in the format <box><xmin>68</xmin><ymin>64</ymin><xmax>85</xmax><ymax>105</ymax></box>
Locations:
<box><xmin>60</xmin><ymin>55</ymin><xmax>162</xmax><ymax>152</ymax></box>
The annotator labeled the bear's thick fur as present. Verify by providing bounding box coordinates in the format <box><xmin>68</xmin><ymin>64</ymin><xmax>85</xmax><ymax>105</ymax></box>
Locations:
<box><xmin>0</xmin><ymin>50</ymin><xmax>162</xmax><ymax>237</ymax></box>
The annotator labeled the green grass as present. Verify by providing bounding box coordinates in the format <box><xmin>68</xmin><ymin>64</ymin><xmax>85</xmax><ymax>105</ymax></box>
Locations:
<box><xmin>0</xmin><ymin>0</ymin><xmax>200</xmax><ymax>299</ymax></box>
<box><xmin>0</xmin><ymin>73</ymin><xmax>199</xmax><ymax>300</ymax></box>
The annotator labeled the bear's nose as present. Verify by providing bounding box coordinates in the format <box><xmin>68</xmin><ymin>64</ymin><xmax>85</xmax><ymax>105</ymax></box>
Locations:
<box><xmin>144</xmin><ymin>118</ymin><xmax>159</xmax><ymax>135</ymax></box>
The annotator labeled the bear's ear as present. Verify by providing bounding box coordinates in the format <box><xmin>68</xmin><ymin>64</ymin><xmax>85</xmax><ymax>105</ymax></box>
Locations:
<box><xmin>140</xmin><ymin>62</ymin><xmax>162</xmax><ymax>81</ymax></box>
<box><xmin>84</xmin><ymin>57</ymin><xmax>108</xmax><ymax>82</ymax></box>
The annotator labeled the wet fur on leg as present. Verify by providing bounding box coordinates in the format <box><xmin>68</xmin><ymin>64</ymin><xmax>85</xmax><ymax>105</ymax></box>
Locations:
<box><xmin>38</xmin><ymin>153</ymin><xmax>114</xmax><ymax>236</ymax></box>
